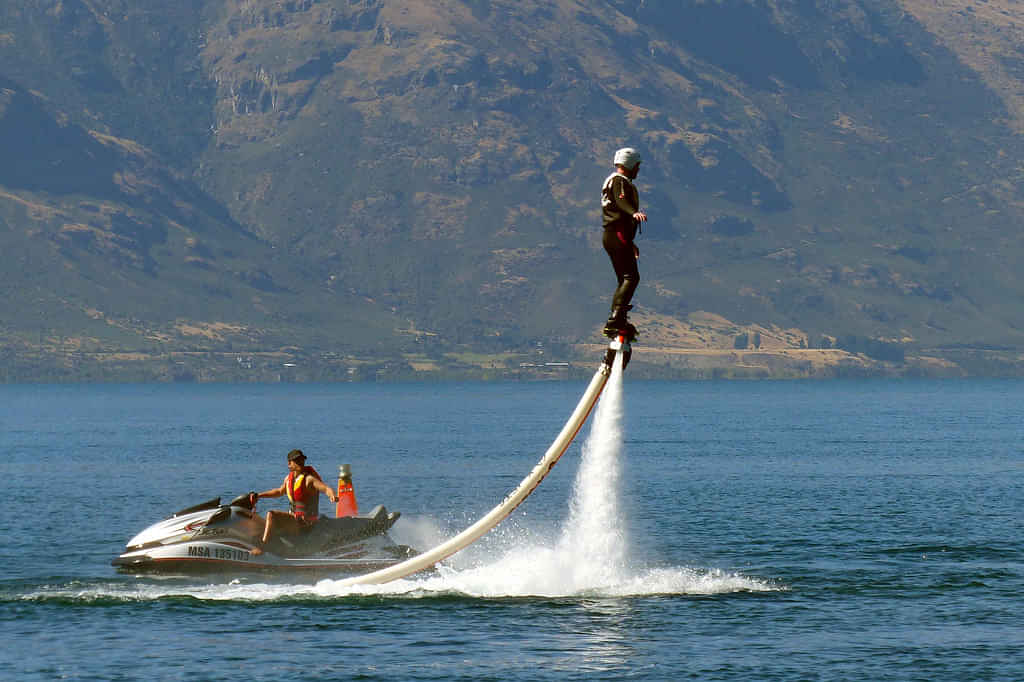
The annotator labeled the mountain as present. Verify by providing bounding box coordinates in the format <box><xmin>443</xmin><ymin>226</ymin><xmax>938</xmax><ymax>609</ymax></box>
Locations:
<box><xmin>3</xmin><ymin>0</ymin><xmax>1024</xmax><ymax>380</ymax></box>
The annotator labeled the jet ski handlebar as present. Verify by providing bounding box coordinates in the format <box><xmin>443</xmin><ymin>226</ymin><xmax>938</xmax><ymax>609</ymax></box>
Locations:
<box><xmin>228</xmin><ymin>492</ymin><xmax>259</xmax><ymax>510</ymax></box>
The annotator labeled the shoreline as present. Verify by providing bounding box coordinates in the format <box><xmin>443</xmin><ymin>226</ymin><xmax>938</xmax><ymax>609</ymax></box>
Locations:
<box><xmin>4</xmin><ymin>345</ymin><xmax>1024</xmax><ymax>382</ymax></box>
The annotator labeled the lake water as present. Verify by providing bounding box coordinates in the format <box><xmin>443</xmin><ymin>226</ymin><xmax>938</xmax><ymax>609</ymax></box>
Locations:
<box><xmin>1</xmin><ymin>376</ymin><xmax>1022</xmax><ymax>680</ymax></box>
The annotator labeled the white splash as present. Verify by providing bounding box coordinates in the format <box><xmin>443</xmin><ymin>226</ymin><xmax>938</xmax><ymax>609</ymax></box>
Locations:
<box><xmin>315</xmin><ymin>352</ymin><xmax>780</xmax><ymax>599</ymax></box>
<box><xmin>552</xmin><ymin>347</ymin><xmax>629</xmax><ymax>590</ymax></box>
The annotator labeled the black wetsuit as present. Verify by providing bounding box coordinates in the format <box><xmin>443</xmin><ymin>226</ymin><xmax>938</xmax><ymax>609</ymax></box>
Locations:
<box><xmin>601</xmin><ymin>171</ymin><xmax>641</xmax><ymax>309</ymax></box>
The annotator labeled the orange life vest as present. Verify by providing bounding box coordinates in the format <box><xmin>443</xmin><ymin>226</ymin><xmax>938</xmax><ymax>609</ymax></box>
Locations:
<box><xmin>286</xmin><ymin>466</ymin><xmax>322</xmax><ymax>521</ymax></box>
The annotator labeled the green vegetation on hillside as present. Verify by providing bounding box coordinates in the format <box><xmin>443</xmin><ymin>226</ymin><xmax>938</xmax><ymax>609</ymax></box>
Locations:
<box><xmin>3</xmin><ymin>0</ymin><xmax>1024</xmax><ymax>380</ymax></box>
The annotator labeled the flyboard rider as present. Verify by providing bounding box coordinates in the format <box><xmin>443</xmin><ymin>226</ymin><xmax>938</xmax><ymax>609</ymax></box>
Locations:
<box><xmin>601</xmin><ymin>147</ymin><xmax>647</xmax><ymax>339</ymax></box>
<box><xmin>249</xmin><ymin>449</ymin><xmax>337</xmax><ymax>555</ymax></box>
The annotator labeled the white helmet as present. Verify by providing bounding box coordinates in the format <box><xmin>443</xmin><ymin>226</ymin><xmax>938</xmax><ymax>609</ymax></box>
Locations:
<box><xmin>613</xmin><ymin>147</ymin><xmax>641</xmax><ymax>171</ymax></box>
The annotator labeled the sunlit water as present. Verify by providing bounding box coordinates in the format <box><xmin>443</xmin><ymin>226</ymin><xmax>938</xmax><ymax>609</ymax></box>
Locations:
<box><xmin>2</xmin><ymin>378</ymin><xmax>1022</xmax><ymax>680</ymax></box>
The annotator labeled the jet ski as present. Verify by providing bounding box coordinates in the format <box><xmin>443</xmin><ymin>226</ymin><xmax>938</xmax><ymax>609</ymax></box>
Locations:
<box><xmin>112</xmin><ymin>492</ymin><xmax>416</xmax><ymax>575</ymax></box>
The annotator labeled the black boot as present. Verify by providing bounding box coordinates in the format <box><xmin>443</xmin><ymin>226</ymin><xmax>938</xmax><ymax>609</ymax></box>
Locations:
<box><xmin>603</xmin><ymin>305</ymin><xmax>636</xmax><ymax>340</ymax></box>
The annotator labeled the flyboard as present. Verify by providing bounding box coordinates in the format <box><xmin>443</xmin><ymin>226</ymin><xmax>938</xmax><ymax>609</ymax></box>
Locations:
<box><xmin>331</xmin><ymin>335</ymin><xmax>632</xmax><ymax>586</ymax></box>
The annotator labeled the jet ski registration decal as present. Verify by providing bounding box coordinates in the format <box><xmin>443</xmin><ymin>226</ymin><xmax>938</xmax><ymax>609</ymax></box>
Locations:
<box><xmin>188</xmin><ymin>546</ymin><xmax>250</xmax><ymax>561</ymax></box>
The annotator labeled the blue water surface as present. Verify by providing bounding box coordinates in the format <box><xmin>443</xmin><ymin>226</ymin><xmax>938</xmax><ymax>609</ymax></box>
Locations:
<box><xmin>1</xmin><ymin>379</ymin><xmax>1022</xmax><ymax>681</ymax></box>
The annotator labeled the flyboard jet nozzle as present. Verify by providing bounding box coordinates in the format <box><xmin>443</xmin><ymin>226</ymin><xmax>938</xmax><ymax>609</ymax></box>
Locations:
<box><xmin>605</xmin><ymin>334</ymin><xmax>632</xmax><ymax>370</ymax></box>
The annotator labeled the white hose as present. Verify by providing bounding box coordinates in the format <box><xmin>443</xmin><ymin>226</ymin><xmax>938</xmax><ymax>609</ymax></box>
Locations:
<box><xmin>334</xmin><ymin>356</ymin><xmax>616</xmax><ymax>585</ymax></box>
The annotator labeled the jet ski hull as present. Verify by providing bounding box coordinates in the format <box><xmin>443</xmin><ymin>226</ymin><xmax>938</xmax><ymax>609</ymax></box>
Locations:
<box><xmin>112</xmin><ymin>496</ymin><xmax>416</xmax><ymax>576</ymax></box>
<box><xmin>112</xmin><ymin>535</ymin><xmax>416</xmax><ymax>575</ymax></box>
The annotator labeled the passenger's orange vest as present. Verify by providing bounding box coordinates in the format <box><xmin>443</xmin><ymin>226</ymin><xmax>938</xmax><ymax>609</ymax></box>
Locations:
<box><xmin>286</xmin><ymin>466</ymin><xmax>322</xmax><ymax>521</ymax></box>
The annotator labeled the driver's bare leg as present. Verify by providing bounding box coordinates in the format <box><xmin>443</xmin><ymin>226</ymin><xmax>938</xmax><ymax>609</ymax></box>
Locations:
<box><xmin>251</xmin><ymin>510</ymin><xmax>299</xmax><ymax>556</ymax></box>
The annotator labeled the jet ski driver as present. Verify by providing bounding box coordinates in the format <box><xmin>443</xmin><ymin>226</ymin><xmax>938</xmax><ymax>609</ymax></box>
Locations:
<box><xmin>250</xmin><ymin>449</ymin><xmax>337</xmax><ymax>555</ymax></box>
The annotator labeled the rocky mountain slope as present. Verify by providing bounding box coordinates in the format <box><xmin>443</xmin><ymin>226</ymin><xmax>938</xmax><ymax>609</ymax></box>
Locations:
<box><xmin>2</xmin><ymin>0</ymin><xmax>1024</xmax><ymax>379</ymax></box>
